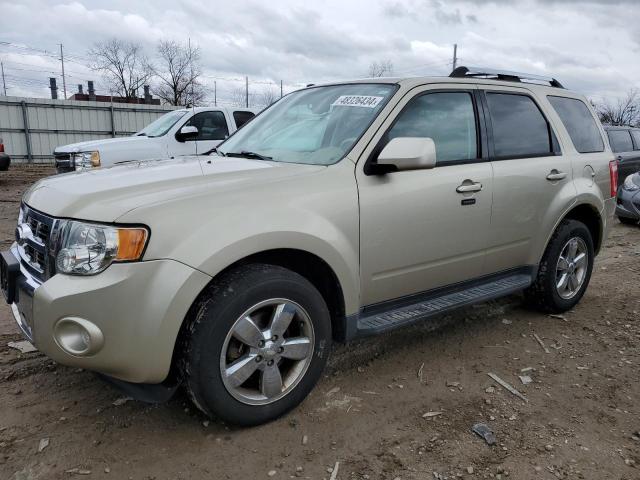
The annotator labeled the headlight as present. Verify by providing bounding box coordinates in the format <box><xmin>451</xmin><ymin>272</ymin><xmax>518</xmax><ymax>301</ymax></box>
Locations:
<box><xmin>55</xmin><ymin>220</ymin><xmax>148</xmax><ymax>275</ymax></box>
<box><xmin>623</xmin><ymin>174</ymin><xmax>640</xmax><ymax>191</ymax></box>
<box><xmin>73</xmin><ymin>151</ymin><xmax>101</xmax><ymax>170</ymax></box>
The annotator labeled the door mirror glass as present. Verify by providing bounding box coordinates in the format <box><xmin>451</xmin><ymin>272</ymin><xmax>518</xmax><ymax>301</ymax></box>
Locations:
<box><xmin>376</xmin><ymin>137</ymin><xmax>437</xmax><ymax>172</ymax></box>
<box><xmin>176</xmin><ymin>125</ymin><xmax>199</xmax><ymax>142</ymax></box>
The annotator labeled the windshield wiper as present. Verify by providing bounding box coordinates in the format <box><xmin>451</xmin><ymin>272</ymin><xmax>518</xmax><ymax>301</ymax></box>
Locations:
<box><xmin>203</xmin><ymin>147</ymin><xmax>226</xmax><ymax>156</ymax></box>
<box><xmin>136</xmin><ymin>132</ymin><xmax>147</xmax><ymax>136</ymax></box>
<box><xmin>225</xmin><ymin>150</ymin><xmax>272</xmax><ymax>160</ymax></box>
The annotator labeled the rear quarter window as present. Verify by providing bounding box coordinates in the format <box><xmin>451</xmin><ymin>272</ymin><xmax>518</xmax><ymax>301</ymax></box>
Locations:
<box><xmin>547</xmin><ymin>96</ymin><xmax>604</xmax><ymax>153</ymax></box>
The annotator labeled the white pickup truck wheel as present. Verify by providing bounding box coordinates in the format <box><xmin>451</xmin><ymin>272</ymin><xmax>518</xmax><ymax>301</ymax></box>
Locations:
<box><xmin>181</xmin><ymin>264</ymin><xmax>331</xmax><ymax>426</ymax></box>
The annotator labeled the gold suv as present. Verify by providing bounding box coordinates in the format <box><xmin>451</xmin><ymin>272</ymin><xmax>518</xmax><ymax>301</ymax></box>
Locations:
<box><xmin>1</xmin><ymin>67</ymin><xmax>617</xmax><ymax>425</ymax></box>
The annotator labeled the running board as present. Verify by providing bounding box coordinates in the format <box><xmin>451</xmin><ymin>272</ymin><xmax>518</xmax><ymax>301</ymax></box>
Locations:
<box><xmin>354</xmin><ymin>273</ymin><xmax>532</xmax><ymax>338</ymax></box>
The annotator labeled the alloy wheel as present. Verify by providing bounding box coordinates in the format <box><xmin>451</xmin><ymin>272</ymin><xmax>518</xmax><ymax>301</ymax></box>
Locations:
<box><xmin>220</xmin><ymin>299</ymin><xmax>315</xmax><ymax>405</ymax></box>
<box><xmin>555</xmin><ymin>237</ymin><xmax>588</xmax><ymax>300</ymax></box>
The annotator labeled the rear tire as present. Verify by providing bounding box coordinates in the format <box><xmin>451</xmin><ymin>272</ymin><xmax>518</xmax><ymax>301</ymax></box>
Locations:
<box><xmin>618</xmin><ymin>216</ymin><xmax>638</xmax><ymax>226</ymax></box>
<box><xmin>181</xmin><ymin>264</ymin><xmax>331</xmax><ymax>426</ymax></box>
<box><xmin>524</xmin><ymin>219</ymin><xmax>594</xmax><ymax>313</ymax></box>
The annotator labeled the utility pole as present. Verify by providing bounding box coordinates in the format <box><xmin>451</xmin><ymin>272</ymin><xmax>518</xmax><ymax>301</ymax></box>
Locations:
<box><xmin>245</xmin><ymin>76</ymin><xmax>249</xmax><ymax>108</ymax></box>
<box><xmin>1</xmin><ymin>62</ymin><xmax>6</xmax><ymax>96</ymax></box>
<box><xmin>59</xmin><ymin>43</ymin><xmax>67</xmax><ymax>99</ymax></box>
<box><xmin>214</xmin><ymin>80</ymin><xmax>217</xmax><ymax>106</ymax></box>
<box><xmin>452</xmin><ymin>43</ymin><xmax>458</xmax><ymax>71</ymax></box>
<box><xmin>280</xmin><ymin>79</ymin><xmax>283</xmax><ymax>98</ymax></box>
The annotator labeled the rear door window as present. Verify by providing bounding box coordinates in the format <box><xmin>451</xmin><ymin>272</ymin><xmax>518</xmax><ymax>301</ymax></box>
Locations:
<box><xmin>547</xmin><ymin>96</ymin><xmax>604</xmax><ymax>153</ymax></box>
<box><xmin>486</xmin><ymin>93</ymin><xmax>555</xmax><ymax>159</ymax></box>
<box><xmin>233</xmin><ymin>111</ymin><xmax>255</xmax><ymax>129</ymax></box>
<box><xmin>630</xmin><ymin>131</ymin><xmax>640</xmax><ymax>151</ymax></box>
<box><xmin>608</xmin><ymin>130</ymin><xmax>634</xmax><ymax>153</ymax></box>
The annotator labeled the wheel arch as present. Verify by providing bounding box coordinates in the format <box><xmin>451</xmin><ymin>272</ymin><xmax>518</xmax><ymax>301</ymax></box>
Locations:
<box><xmin>171</xmin><ymin>248</ymin><xmax>350</xmax><ymax>379</ymax></box>
<box><xmin>542</xmin><ymin>202</ymin><xmax>603</xmax><ymax>261</ymax></box>
<box><xmin>561</xmin><ymin>203</ymin><xmax>603</xmax><ymax>254</ymax></box>
<box><xmin>217</xmin><ymin>248</ymin><xmax>348</xmax><ymax>342</ymax></box>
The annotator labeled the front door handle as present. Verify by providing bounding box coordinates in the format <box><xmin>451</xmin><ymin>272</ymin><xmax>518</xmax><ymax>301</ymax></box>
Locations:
<box><xmin>546</xmin><ymin>170</ymin><xmax>567</xmax><ymax>181</ymax></box>
<box><xmin>456</xmin><ymin>182</ymin><xmax>483</xmax><ymax>193</ymax></box>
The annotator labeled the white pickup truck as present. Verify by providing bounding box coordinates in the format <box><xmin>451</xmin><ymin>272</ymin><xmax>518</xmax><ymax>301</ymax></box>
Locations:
<box><xmin>54</xmin><ymin>107</ymin><xmax>258</xmax><ymax>173</ymax></box>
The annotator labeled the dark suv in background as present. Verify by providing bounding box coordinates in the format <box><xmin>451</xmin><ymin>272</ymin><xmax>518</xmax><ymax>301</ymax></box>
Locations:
<box><xmin>0</xmin><ymin>137</ymin><xmax>10</xmax><ymax>171</ymax></box>
<box><xmin>604</xmin><ymin>126</ymin><xmax>640</xmax><ymax>181</ymax></box>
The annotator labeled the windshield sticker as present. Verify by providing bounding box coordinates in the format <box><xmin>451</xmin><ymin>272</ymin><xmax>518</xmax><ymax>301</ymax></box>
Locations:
<box><xmin>332</xmin><ymin>95</ymin><xmax>384</xmax><ymax>108</ymax></box>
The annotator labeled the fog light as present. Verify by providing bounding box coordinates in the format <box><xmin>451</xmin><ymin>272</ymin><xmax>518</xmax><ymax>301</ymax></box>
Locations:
<box><xmin>54</xmin><ymin>317</ymin><xmax>104</xmax><ymax>356</ymax></box>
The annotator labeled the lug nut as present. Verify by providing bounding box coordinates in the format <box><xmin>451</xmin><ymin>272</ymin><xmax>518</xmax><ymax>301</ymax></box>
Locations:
<box><xmin>267</xmin><ymin>360</ymin><xmax>274</xmax><ymax>366</ymax></box>
<box><xmin>255</xmin><ymin>355</ymin><xmax>263</xmax><ymax>362</ymax></box>
<box><xmin>258</xmin><ymin>340</ymin><xmax>265</xmax><ymax>347</ymax></box>
<box><xmin>271</xmin><ymin>335</ymin><xmax>278</xmax><ymax>341</ymax></box>
<box><xmin>277</xmin><ymin>347</ymin><xmax>284</xmax><ymax>353</ymax></box>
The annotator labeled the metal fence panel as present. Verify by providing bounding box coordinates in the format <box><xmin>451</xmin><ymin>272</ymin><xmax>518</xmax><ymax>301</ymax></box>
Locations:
<box><xmin>0</xmin><ymin>96</ymin><xmax>177</xmax><ymax>163</ymax></box>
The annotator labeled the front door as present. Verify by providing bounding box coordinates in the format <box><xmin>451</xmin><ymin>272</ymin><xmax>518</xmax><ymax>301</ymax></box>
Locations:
<box><xmin>357</xmin><ymin>86</ymin><xmax>492</xmax><ymax>306</ymax></box>
<box><xmin>192</xmin><ymin>110</ymin><xmax>230</xmax><ymax>154</ymax></box>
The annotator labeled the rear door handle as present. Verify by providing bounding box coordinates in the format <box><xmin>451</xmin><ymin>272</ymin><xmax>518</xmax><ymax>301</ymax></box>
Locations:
<box><xmin>546</xmin><ymin>170</ymin><xmax>567</xmax><ymax>181</ymax></box>
<box><xmin>456</xmin><ymin>182</ymin><xmax>483</xmax><ymax>193</ymax></box>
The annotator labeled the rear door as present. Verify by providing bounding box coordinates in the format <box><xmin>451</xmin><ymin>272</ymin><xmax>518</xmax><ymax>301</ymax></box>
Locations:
<box><xmin>620</xmin><ymin>129</ymin><xmax>640</xmax><ymax>181</ymax></box>
<box><xmin>357</xmin><ymin>85</ymin><xmax>493</xmax><ymax>305</ymax></box>
<box><xmin>481</xmin><ymin>86</ymin><xmax>574</xmax><ymax>274</ymax></box>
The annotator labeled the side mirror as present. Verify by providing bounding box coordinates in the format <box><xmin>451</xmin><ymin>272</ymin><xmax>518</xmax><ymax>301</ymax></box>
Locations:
<box><xmin>373</xmin><ymin>137</ymin><xmax>437</xmax><ymax>173</ymax></box>
<box><xmin>176</xmin><ymin>125</ymin><xmax>199</xmax><ymax>142</ymax></box>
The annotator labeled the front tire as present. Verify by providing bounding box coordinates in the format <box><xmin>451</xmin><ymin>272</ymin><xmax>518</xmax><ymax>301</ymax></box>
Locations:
<box><xmin>181</xmin><ymin>264</ymin><xmax>331</xmax><ymax>426</ymax></box>
<box><xmin>524</xmin><ymin>219</ymin><xmax>594</xmax><ymax>313</ymax></box>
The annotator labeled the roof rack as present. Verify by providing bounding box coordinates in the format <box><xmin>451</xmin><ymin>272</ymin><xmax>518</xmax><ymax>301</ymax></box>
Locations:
<box><xmin>449</xmin><ymin>66</ymin><xmax>564</xmax><ymax>89</ymax></box>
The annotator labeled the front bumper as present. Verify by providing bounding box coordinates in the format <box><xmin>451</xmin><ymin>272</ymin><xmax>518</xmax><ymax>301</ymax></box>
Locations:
<box><xmin>3</xmin><ymin>245</ymin><xmax>211</xmax><ymax>384</ymax></box>
<box><xmin>616</xmin><ymin>187</ymin><xmax>640</xmax><ymax>220</ymax></box>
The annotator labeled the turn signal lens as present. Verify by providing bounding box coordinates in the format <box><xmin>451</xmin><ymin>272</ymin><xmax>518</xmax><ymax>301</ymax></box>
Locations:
<box><xmin>116</xmin><ymin>228</ymin><xmax>148</xmax><ymax>261</ymax></box>
<box><xmin>90</xmin><ymin>151</ymin><xmax>101</xmax><ymax>167</ymax></box>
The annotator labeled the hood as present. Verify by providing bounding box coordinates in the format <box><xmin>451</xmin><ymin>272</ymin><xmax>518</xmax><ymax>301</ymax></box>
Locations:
<box><xmin>24</xmin><ymin>156</ymin><xmax>325</xmax><ymax>222</ymax></box>
<box><xmin>54</xmin><ymin>135</ymin><xmax>147</xmax><ymax>153</ymax></box>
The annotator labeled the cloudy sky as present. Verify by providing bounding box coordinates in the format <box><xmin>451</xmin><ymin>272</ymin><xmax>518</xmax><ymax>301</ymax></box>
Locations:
<box><xmin>1</xmin><ymin>0</ymin><xmax>638</xmax><ymax>105</ymax></box>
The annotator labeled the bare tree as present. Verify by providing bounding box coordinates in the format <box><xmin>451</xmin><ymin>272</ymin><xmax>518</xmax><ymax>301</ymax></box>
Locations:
<box><xmin>229</xmin><ymin>86</ymin><xmax>248</xmax><ymax>107</ymax></box>
<box><xmin>153</xmin><ymin>40</ymin><xmax>206</xmax><ymax>107</ymax></box>
<box><xmin>259</xmin><ymin>87</ymin><xmax>280</xmax><ymax>108</ymax></box>
<box><xmin>368</xmin><ymin>60</ymin><xmax>394</xmax><ymax>78</ymax></box>
<box><xmin>596</xmin><ymin>89</ymin><xmax>640</xmax><ymax>126</ymax></box>
<box><xmin>88</xmin><ymin>39</ymin><xmax>154</xmax><ymax>99</ymax></box>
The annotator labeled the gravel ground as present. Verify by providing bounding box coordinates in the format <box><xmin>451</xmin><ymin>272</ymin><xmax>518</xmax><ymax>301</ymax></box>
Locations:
<box><xmin>1</xmin><ymin>165</ymin><xmax>639</xmax><ymax>480</ymax></box>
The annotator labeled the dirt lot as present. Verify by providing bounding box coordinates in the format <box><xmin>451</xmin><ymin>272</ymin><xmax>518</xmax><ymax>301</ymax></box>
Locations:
<box><xmin>1</xmin><ymin>165</ymin><xmax>639</xmax><ymax>480</ymax></box>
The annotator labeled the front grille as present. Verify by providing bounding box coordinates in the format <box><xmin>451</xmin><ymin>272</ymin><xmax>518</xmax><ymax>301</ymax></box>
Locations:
<box><xmin>17</xmin><ymin>205</ymin><xmax>56</xmax><ymax>282</ymax></box>
<box><xmin>54</xmin><ymin>153</ymin><xmax>73</xmax><ymax>171</ymax></box>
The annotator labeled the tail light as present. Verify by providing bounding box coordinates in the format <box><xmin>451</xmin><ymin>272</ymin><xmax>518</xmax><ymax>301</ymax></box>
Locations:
<box><xmin>609</xmin><ymin>159</ymin><xmax>618</xmax><ymax>197</ymax></box>
<box><xmin>0</xmin><ymin>138</ymin><xmax>4</xmax><ymax>153</ymax></box>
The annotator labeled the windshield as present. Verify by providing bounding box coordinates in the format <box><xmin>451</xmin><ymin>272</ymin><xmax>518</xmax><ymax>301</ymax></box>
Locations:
<box><xmin>137</xmin><ymin>110</ymin><xmax>188</xmax><ymax>137</ymax></box>
<box><xmin>219</xmin><ymin>83</ymin><xmax>397</xmax><ymax>165</ymax></box>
